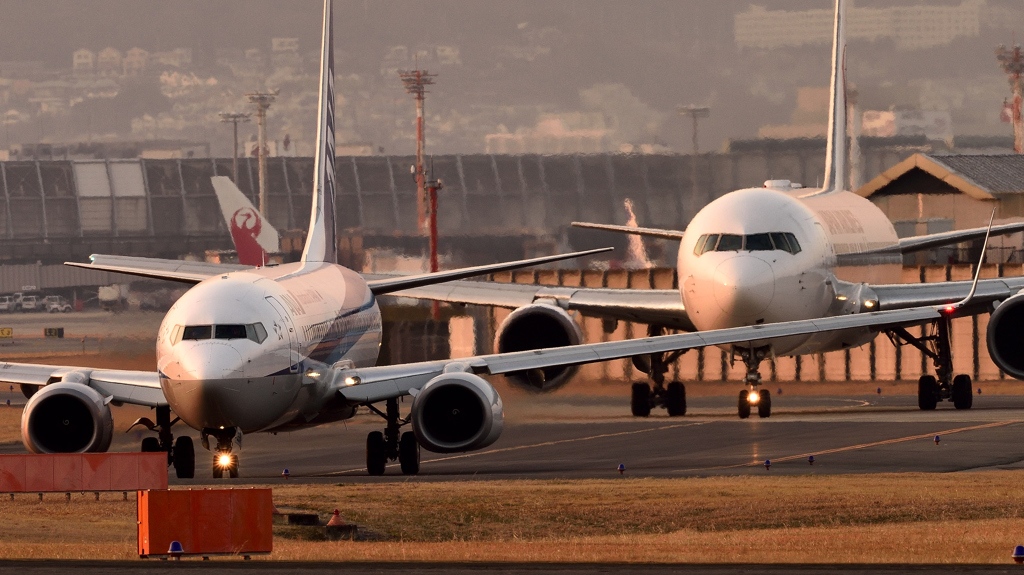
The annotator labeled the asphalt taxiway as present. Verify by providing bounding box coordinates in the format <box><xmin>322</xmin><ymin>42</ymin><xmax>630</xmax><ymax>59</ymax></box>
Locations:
<box><xmin>99</xmin><ymin>392</ymin><xmax>1024</xmax><ymax>483</ymax></box>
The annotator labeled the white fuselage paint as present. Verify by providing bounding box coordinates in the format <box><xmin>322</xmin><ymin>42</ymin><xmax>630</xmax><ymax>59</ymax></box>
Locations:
<box><xmin>156</xmin><ymin>262</ymin><xmax>381</xmax><ymax>434</ymax></box>
<box><xmin>678</xmin><ymin>185</ymin><xmax>901</xmax><ymax>356</ymax></box>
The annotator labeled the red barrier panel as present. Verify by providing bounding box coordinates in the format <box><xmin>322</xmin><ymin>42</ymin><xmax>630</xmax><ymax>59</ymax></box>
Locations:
<box><xmin>138</xmin><ymin>488</ymin><xmax>273</xmax><ymax>558</ymax></box>
<box><xmin>0</xmin><ymin>453</ymin><xmax>167</xmax><ymax>492</ymax></box>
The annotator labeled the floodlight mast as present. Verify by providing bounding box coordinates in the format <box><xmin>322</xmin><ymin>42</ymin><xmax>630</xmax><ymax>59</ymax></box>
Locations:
<box><xmin>245</xmin><ymin>90</ymin><xmax>279</xmax><ymax>218</ymax></box>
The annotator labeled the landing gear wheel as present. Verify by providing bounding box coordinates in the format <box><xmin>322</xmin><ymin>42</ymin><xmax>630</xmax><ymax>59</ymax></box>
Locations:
<box><xmin>665</xmin><ymin>381</ymin><xmax>686</xmax><ymax>416</ymax></box>
<box><xmin>918</xmin><ymin>375</ymin><xmax>938</xmax><ymax>410</ymax></box>
<box><xmin>172</xmin><ymin>436</ymin><xmax>195</xmax><ymax>479</ymax></box>
<box><xmin>141</xmin><ymin>437</ymin><xmax>160</xmax><ymax>452</ymax></box>
<box><xmin>738</xmin><ymin>390</ymin><xmax>751</xmax><ymax>419</ymax></box>
<box><xmin>952</xmin><ymin>374</ymin><xmax>973</xmax><ymax>410</ymax></box>
<box><xmin>212</xmin><ymin>464</ymin><xmax>223</xmax><ymax>479</ymax></box>
<box><xmin>366</xmin><ymin>431</ymin><xmax>387</xmax><ymax>476</ymax></box>
<box><xmin>399</xmin><ymin>431</ymin><xmax>420</xmax><ymax>475</ymax></box>
<box><xmin>227</xmin><ymin>454</ymin><xmax>239</xmax><ymax>479</ymax></box>
<box><xmin>757</xmin><ymin>389</ymin><xmax>772</xmax><ymax>419</ymax></box>
<box><xmin>631</xmin><ymin>382</ymin><xmax>651</xmax><ymax>417</ymax></box>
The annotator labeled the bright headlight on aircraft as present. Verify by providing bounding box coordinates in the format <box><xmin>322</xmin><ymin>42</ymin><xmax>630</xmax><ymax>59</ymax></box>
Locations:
<box><xmin>864</xmin><ymin>300</ymin><xmax>876</xmax><ymax>308</ymax></box>
<box><xmin>836</xmin><ymin>295</ymin><xmax>848</xmax><ymax>301</ymax></box>
<box><xmin>306</xmin><ymin>370</ymin><xmax>321</xmax><ymax>379</ymax></box>
<box><xmin>217</xmin><ymin>454</ymin><xmax>232</xmax><ymax>468</ymax></box>
<box><xmin>748</xmin><ymin>391</ymin><xmax>760</xmax><ymax>404</ymax></box>
<box><xmin>344</xmin><ymin>376</ymin><xmax>361</xmax><ymax>386</ymax></box>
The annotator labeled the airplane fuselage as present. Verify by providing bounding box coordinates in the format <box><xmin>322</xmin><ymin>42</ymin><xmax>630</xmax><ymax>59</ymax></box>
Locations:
<box><xmin>156</xmin><ymin>262</ymin><xmax>381</xmax><ymax>434</ymax></box>
<box><xmin>678</xmin><ymin>184</ymin><xmax>901</xmax><ymax>356</ymax></box>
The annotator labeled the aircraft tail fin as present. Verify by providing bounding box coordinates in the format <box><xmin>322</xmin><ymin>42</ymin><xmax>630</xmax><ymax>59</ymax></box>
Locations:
<box><xmin>211</xmin><ymin>176</ymin><xmax>280</xmax><ymax>266</ymax></box>
<box><xmin>301</xmin><ymin>0</ymin><xmax>338</xmax><ymax>264</ymax></box>
<box><xmin>809</xmin><ymin>0</ymin><xmax>847</xmax><ymax>197</ymax></box>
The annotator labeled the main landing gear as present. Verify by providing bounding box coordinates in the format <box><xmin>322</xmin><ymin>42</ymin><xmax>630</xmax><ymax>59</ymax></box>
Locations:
<box><xmin>630</xmin><ymin>325</ymin><xmax>687</xmax><ymax>417</ymax></box>
<box><xmin>365</xmin><ymin>397</ymin><xmax>420</xmax><ymax>476</ymax></box>
<box><xmin>131</xmin><ymin>405</ymin><xmax>195</xmax><ymax>479</ymax></box>
<box><xmin>888</xmin><ymin>318</ymin><xmax>973</xmax><ymax>411</ymax></box>
<box><xmin>735</xmin><ymin>346</ymin><xmax>771</xmax><ymax>419</ymax></box>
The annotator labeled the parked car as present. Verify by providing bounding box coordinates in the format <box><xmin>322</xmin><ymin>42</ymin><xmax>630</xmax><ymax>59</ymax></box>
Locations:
<box><xmin>19</xmin><ymin>295</ymin><xmax>40</xmax><ymax>312</ymax></box>
<box><xmin>0</xmin><ymin>296</ymin><xmax>13</xmax><ymax>312</ymax></box>
<box><xmin>43</xmin><ymin>295</ymin><xmax>72</xmax><ymax>313</ymax></box>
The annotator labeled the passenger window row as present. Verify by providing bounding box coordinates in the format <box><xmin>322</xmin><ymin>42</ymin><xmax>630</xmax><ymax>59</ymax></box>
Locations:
<box><xmin>694</xmin><ymin>232</ymin><xmax>802</xmax><ymax>256</ymax></box>
<box><xmin>171</xmin><ymin>323</ymin><xmax>268</xmax><ymax>345</ymax></box>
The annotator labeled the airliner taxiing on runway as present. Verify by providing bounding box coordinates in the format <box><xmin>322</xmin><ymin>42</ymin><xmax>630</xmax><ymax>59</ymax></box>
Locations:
<box><xmin>392</xmin><ymin>0</ymin><xmax>1024</xmax><ymax>420</ymax></box>
<box><xmin>6</xmin><ymin>0</ymin><xmax>1024</xmax><ymax>480</ymax></box>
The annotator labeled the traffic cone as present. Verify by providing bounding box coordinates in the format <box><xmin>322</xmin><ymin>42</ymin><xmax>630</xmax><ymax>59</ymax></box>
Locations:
<box><xmin>327</xmin><ymin>509</ymin><xmax>345</xmax><ymax>526</ymax></box>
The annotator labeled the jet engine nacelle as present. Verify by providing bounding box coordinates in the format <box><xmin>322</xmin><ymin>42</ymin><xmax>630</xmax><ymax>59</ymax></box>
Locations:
<box><xmin>411</xmin><ymin>371</ymin><xmax>503</xmax><ymax>453</ymax></box>
<box><xmin>988</xmin><ymin>291</ymin><xmax>1024</xmax><ymax>380</ymax></box>
<box><xmin>494</xmin><ymin>303</ymin><xmax>583</xmax><ymax>392</ymax></box>
<box><xmin>21</xmin><ymin>380</ymin><xmax>113</xmax><ymax>454</ymax></box>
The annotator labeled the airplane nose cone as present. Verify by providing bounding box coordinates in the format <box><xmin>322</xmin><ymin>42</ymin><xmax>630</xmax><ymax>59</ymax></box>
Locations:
<box><xmin>177</xmin><ymin>342</ymin><xmax>244</xmax><ymax>380</ymax></box>
<box><xmin>713</xmin><ymin>256</ymin><xmax>775</xmax><ymax>318</ymax></box>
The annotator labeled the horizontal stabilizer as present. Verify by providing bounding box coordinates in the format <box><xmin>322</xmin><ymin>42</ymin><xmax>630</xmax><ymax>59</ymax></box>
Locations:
<box><xmin>365</xmin><ymin>247</ymin><xmax>613</xmax><ymax>296</ymax></box>
<box><xmin>65</xmin><ymin>255</ymin><xmax>248</xmax><ymax>284</ymax></box>
<box><xmin>571</xmin><ymin>221</ymin><xmax>685</xmax><ymax>240</ymax></box>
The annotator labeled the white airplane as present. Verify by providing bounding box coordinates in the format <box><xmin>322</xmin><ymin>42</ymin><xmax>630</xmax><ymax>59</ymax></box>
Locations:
<box><xmin>387</xmin><ymin>0</ymin><xmax>1024</xmax><ymax>419</ymax></box>
<box><xmin>210</xmin><ymin>176</ymin><xmax>280</xmax><ymax>267</ymax></box>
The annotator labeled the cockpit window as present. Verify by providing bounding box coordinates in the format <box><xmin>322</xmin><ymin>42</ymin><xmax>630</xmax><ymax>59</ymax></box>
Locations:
<box><xmin>693</xmin><ymin>232</ymin><xmax>803</xmax><ymax>256</ymax></box>
<box><xmin>785</xmin><ymin>233</ymin><xmax>802</xmax><ymax>254</ymax></box>
<box><xmin>246</xmin><ymin>323</ymin><xmax>268</xmax><ymax>344</ymax></box>
<box><xmin>699</xmin><ymin>234</ymin><xmax>719</xmax><ymax>255</ymax></box>
<box><xmin>716</xmin><ymin>234</ymin><xmax>743</xmax><ymax>252</ymax></box>
<box><xmin>176</xmin><ymin>322</ymin><xmax>268</xmax><ymax>345</ymax></box>
<box><xmin>182</xmin><ymin>325</ymin><xmax>211</xmax><ymax>340</ymax></box>
<box><xmin>215</xmin><ymin>324</ymin><xmax>248</xmax><ymax>340</ymax></box>
<box><xmin>693</xmin><ymin>234</ymin><xmax>708</xmax><ymax>256</ymax></box>
<box><xmin>745</xmin><ymin>233</ymin><xmax>773</xmax><ymax>251</ymax></box>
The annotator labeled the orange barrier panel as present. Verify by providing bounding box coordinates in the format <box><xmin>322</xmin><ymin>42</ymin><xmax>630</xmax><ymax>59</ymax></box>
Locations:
<box><xmin>0</xmin><ymin>453</ymin><xmax>167</xmax><ymax>492</ymax></box>
<box><xmin>138</xmin><ymin>488</ymin><xmax>273</xmax><ymax>558</ymax></box>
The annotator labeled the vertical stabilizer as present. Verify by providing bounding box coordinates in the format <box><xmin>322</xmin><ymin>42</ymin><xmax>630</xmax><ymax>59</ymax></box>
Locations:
<box><xmin>211</xmin><ymin>176</ymin><xmax>280</xmax><ymax>266</ymax></box>
<box><xmin>816</xmin><ymin>0</ymin><xmax>847</xmax><ymax>196</ymax></box>
<box><xmin>301</xmin><ymin>0</ymin><xmax>338</xmax><ymax>263</ymax></box>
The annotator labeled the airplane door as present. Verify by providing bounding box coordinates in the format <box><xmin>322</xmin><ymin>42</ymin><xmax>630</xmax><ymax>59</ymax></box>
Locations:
<box><xmin>265</xmin><ymin>296</ymin><xmax>300</xmax><ymax>373</ymax></box>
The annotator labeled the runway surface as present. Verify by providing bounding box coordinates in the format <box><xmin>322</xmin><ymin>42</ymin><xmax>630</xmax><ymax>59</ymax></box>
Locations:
<box><xmin>95</xmin><ymin>392</ymin><xmax>1024</xmax><ymax>483</ymax></box>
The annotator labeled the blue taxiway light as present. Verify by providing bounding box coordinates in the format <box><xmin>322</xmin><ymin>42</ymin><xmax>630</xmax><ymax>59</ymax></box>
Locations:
<box><xmin>808</xmin><ymin>455</ymin><xmax>815</xmax><ymax>465</ymax></box>
<box><xmin>934</xmin><ymin>435</ymin><xmax>941</xmax><ymax>445</ymax></box>
<box><xmin>617</xmin><ymin>463</ymin><xmax>625</xmax><ymax>475</ymax></box>
<box><xmin>1013</xmin><ymin>545</ymin><xmax>1024</xmax><ymax>563</ymax></box>
<box><xmin>764</xmin><ymin>459</ymin><xmax>771</xmax><ymax>470</ymax></box>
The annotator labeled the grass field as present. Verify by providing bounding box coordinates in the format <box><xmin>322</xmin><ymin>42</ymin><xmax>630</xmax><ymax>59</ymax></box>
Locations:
<box><xmin>1</xmin><ymin>473</ymin><xmax>1024</xmax><ymax>562</ymax></box>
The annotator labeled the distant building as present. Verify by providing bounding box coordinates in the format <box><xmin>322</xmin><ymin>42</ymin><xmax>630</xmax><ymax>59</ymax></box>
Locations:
<box><xmin>151</xmin><ymin>48</ymin><xmax>192</xmax><ymax>68</ymax></box>
<box><xmin>123</xmin><ymin>47</ymin><xmax>149</xmax><ymax>76</ymax></box>
<box><xmin>72</xmin><ymin>49</ymin><xmax>95</xmax><ymax>74</ymax></box>
<box><xmin>97</xmin><ymin>48</ymin><xmax>122</xmax><ymax>76</ymax></box>
<box><xmin>758</xmin><ymin>87</ymin><xmax>829</xmax><ymax>139</ymax></box>
<box><xmin>436</xmin><ymin>46</ymin><xmax>461</xmax><ymax>66</ymax></box>
<box><xmin>862</xmin><ymin>110</ymin><xmax>953</xmax><ymax>142</ymax></box>
<box><xmin>735</xmin><ymin>0</ymin><xmax>983</xmax><ymax>50</ymax></box>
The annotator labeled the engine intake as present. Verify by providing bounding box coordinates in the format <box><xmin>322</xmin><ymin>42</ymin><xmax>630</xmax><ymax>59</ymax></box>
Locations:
<box><xmin>988</xmin><ymin>291</ymin><xmax>1024</xmax><ymax>380</ymax></box>
<box><xmin>411</xmin><ymin>372</ymin><xmax>503</xmax><ymax>453</ymax></box>
<box><xmin>494</xmin><ymin>303</ymin><xmax>582</xmax><ymax>392</ymax></box>
<box><xmin>22</xmin><ymin>382</ymin><xmax>113</xmax><ymax>454</ymax></box>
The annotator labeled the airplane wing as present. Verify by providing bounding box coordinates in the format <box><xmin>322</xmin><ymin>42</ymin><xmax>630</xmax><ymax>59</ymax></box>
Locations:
<box><xmin>0</xmin><ymin>363</ymin><xmax>166</xmax><ymax>407</ymax></box>
<box><xmin>363</xmin><ymin>248</ymin><xmax>612</xmax><ymax>295</ymax></box>
<box><xmin>871</xmin><ymin>275</ymin><xmax>1024</xmax><ymax>311</ymax></box>
<box><xmin>381</xmin><ymin>279</ymin><xmax>695</xmax><ymax>330</ymax></box>
<box><xmin>337</xmin><ymin>305</ymin><xmax>941</xmax><ymax>403</ymax></box>
<box><xmin>65</xmin><ymin>255</ymin><xmax>248</xmax><ymax>284</ymax></box>
<box><xmin>836</xmin><ymin>222</ymin><xmax>1024</xmax><ymax>266</ymax></box>
<box><xmin>571</xmin><ymin>221</ymin><xmax>686</xmax><ymax>240</ymax></box>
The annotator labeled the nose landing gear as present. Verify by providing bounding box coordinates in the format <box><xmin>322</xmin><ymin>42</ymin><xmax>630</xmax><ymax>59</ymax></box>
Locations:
<box><xmin>629</xmin><ymin>325</ymin><xmax>688</xmax><ymax>417</ymax></box>
<box><xmin>736</xmin><ymin>347</ymin><xmax>771</xmax><ymax>419</ymax></box>
<box><xmin>365</xmin><ymin>397</ymin><xmax>420</xmax><ymax>476</ymax></box>
<box><xmin>200</xmin><ymin>428</ymin><xmax>239</xmax><ymax>479</ymax></box>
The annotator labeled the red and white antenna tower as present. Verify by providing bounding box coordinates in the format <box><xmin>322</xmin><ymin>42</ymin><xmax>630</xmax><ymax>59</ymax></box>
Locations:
<box><xmin>399</xmin><ymin>67</ymin><xmax>437</xmax><ymax>233</ymax></box>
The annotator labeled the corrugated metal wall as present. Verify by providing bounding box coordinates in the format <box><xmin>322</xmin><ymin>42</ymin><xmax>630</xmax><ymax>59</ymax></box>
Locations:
<box><xmin>0</xmin><ymin>263</ymin><xmax>121</xmax><ymax>293</ymax></box>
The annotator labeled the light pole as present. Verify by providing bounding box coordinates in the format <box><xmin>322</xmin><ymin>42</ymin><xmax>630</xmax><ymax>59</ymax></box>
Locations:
<box><xmin>677</xmin><ymin>105</ymin><xmax>710</xmax><ymax>154</ymax></box>
<box><xmin>245</xmin><ymin>90</ymin><xmax>278</xmax><ymax>219</ymax></box>
<box><xmin>219</xmin><ymin>112</ymin><xmax>251</xmax><ymax>184</ymax></box>
<box><xmin>996</xmin><ymin>43</ymin><xmax>1024</xmax><ymax>153</ymax></box>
